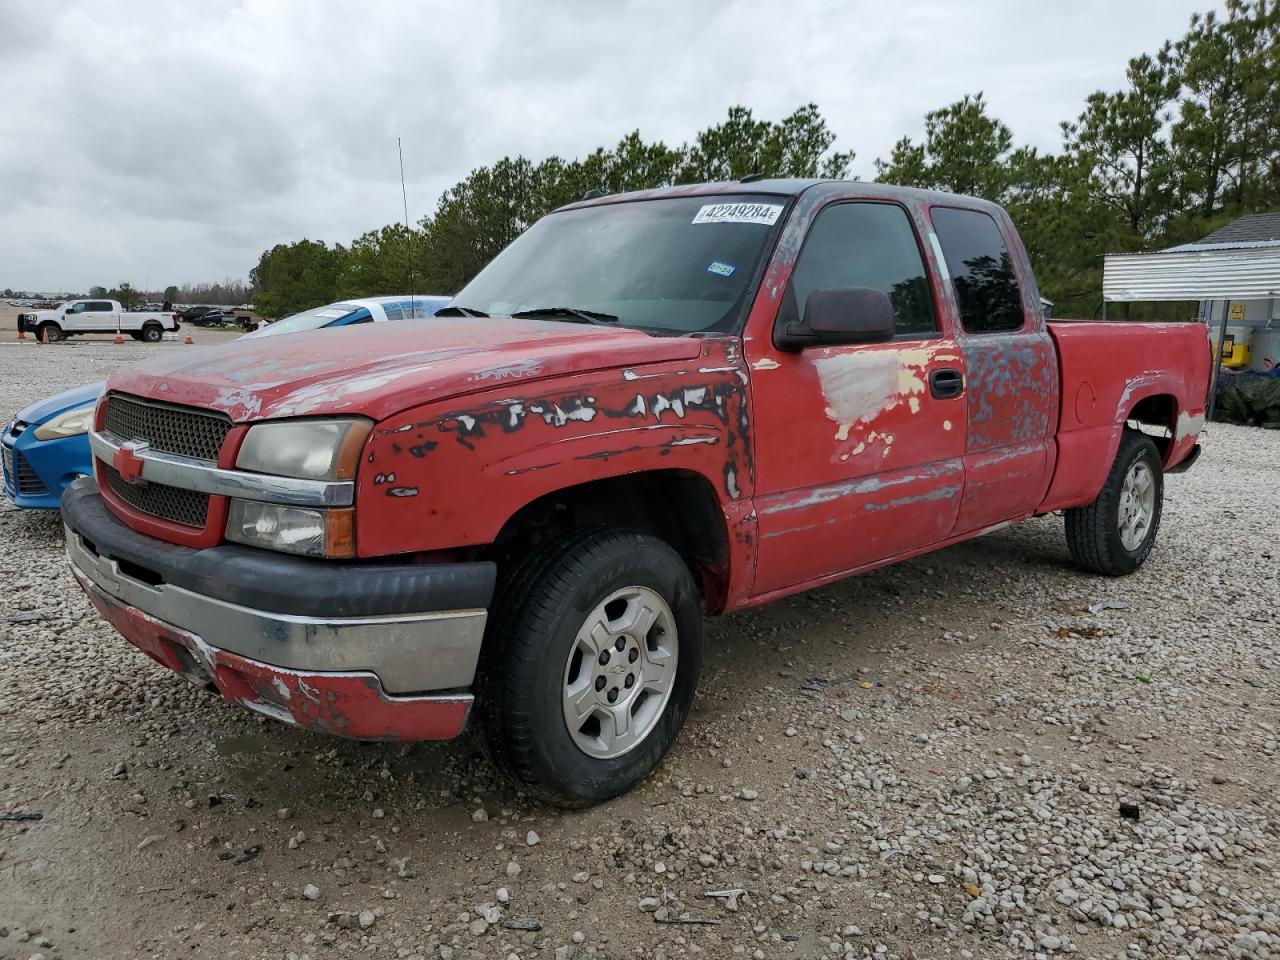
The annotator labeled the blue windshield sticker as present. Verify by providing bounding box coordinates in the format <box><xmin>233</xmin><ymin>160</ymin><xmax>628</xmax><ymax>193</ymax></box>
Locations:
<box><xmin>706</xmin><ymin>260</ymin><xmax>736</xmax><ymax>277</ymax></box>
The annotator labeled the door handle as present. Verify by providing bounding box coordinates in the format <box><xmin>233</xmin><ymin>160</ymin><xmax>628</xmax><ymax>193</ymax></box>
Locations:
<box><xmin>929</xmin><ymin>368</ymin><xmax>964</xmax><ymax>399</ymax></box>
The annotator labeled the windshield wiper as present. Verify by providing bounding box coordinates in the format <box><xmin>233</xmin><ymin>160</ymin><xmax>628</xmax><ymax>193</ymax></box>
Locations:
<box><xmin>512</xmin><ymin>306</ymin><xmax>619</xmax><ymax>325</ymax></box>
<box><xmin>435</xmin><ymin>305</ymin><xmax>489</xmax><ymax>317</ymax></box>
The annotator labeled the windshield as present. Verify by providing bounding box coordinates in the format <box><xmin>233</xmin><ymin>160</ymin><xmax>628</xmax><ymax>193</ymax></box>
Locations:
<box><xmin>451</xmin><ymin>194</ymin><xmax>787</xmax><ymax>334</ymax></box>
<box><xmin>248</xmin><ymin>302</ymin><xmax>360</xmax><ymax>338</ymax></box>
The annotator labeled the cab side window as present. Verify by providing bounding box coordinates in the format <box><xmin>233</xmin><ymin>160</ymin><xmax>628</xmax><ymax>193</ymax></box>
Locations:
<box><xmin>930</xmin><ymin>207</ymin><xmax>1024</xmax><ymax>333</ymax></box>
<box><xmin>381</xmin><ymin>305</ymin><xmax>404</xmax><ymax>322</ymax></box>
<box><xmin>88</xmin><ymin>301</ymin><xmax>113</xmax><ymax>312</ymax></box>
<box><xmin>788</xmin><ymin>202</ymin><xmax>937</xmax><ymax>337</ymax></box>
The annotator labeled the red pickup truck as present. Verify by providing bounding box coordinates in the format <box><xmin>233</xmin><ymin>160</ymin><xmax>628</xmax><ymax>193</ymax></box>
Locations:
<box><xmin>63</xmin><ymin>180</ymin><xmax>1210</xmax><ymax>805</ymax></box>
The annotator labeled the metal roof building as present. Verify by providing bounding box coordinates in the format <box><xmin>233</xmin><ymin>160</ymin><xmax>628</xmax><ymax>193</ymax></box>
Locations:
<box><xmin>1102</xmin><ymin>214</ymin><xmax>1280</xmax><ymax>374</ymax></box>
<box><xmin>1103</xmin><ymin>214</ymin><xmax>1280</xmax><ymax>304</ymax></box>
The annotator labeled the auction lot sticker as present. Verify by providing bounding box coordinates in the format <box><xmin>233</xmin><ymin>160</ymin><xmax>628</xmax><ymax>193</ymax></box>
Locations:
<box><xmin>692</xmin><ymin>202</ymin><xmax>783</xmax><ymax>226</ymax></box>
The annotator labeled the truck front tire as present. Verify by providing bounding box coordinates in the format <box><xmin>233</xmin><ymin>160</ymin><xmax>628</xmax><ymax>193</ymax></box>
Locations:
<box><xmin>1065</xmin><ymin>428</ymin><xmax>1163</xmax><ymax>576</ymax></box>
<box><xmin>476</xmin><ymin>528</ymin><xmax>703</xmax><ymax>807</ymax></box>
<box><xmin>39</xmin><ymin>322</ymin><xmax>64</xmax><ymax>343</ymax></box>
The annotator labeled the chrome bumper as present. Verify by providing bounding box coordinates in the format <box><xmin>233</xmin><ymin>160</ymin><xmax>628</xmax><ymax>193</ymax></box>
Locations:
<box><xmin>66</xmin><ymin>526</ymin><xmax>488</xmax><ymax>695</ymax></box>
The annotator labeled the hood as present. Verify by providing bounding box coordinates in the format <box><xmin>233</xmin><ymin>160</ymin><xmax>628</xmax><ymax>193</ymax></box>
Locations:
<box><xmin>16</xmin><ymin>381</ymin><xmax>104</xmax><ymax>424</ymax></box>
<box><xmin>105</xmin><ymin>317</ymin><xmax>706</xmax><ymax>422</ymax></box>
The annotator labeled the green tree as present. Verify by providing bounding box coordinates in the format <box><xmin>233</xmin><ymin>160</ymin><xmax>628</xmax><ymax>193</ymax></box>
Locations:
<box><xmin>1007</xmin><ymin>150</ymin><xmax>1111</xmax><ymax>316</ymax></box>
<box><xmin>88</xmin><ymin>285</ymin><xmax>107</xmax><ymax>298</ymax></box>
<box><xmin>1062</xmin><ymin>52</ymin><xmax>1179</xmax><ymax>247</ymax></box>
<box><xmin>676</xmin><ymin>104</ymin><xmax>853</xmax><ymax>183</ymax></box>
<box><xmin>418</xmin><ymin>156</ymin><xmax>545</xmax><ymax>294</ymax></box>
<box><xmin>413</xmin><ymin>104</ymin><xmax>854</xmax><ymax>293</ymax></box>
<box><xmin>249</xmin><ymin>240</ymin><xmax>345</xmax><ymax>318</ymax></box>
<box><xmin>163</xmin><ymin>285</ymin><xmax>179</xmax><ymax>304</ymax></box>
<box><xmin>336</xmin><ymin>224</ymin><xmax>418</xmax><ymax>299</ymax></box>
<box><xmin>1168</xmin><ymin>1</ymin><xmax>1278</xmax><ymax>230</ymax></box>
<box><xmin>875</xmin><ymin>93</ymin><xmax>1013</xmax><ymax>199</ymax></box>
<box><xmin>111</xmin><ymin>282</ymin><xmax>141</xmax><ymax>309</ymax></box>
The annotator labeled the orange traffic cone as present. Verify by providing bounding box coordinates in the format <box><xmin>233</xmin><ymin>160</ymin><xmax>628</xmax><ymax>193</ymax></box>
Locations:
<box><xmin>114</xmin><ymin>331</ymin><xmax>124</xmax><ymax>345</ymax></box>
<box><xmin>184</xmin><ymin>331</ymin><xmax>194</xmax><ymax>345</ymax></box>
<box><xmin>16</xmin><ymin>328</ymin><xmax>25</xmax><ymax>340</ymax></box>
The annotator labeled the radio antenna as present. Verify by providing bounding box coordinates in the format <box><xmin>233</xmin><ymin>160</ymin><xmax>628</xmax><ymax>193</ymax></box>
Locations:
<box><xmin>398</xmin><ymin>137</ymin><xmax>414</xmax><ymax>306</ymax></box>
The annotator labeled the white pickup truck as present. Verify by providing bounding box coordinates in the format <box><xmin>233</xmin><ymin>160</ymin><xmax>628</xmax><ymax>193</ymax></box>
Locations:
<box><xmin>18</xmin><ymin>299</ymin><xmax>181</xmax><ymax>343</ymax></box>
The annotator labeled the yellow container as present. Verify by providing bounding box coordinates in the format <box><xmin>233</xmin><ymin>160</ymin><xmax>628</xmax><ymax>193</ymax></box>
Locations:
<box><xmin>1220</xmin><ymin>325</ymin><xmax>1254</xmax><ymax>369</ymax></box>
<box><xmin>1221</xmin><ymin>340</ymin><xmax>1252</xmax><ymax>368</ymax></box>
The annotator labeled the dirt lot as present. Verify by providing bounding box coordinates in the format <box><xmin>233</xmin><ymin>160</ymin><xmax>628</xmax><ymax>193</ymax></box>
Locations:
<box><xmin>1</xmin><ymin>327</ymin><xmax>1278</xmax><ymax>960</ymax></box>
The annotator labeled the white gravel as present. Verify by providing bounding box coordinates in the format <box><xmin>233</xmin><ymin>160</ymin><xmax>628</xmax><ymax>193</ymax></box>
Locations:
<box><xmin>1</xmin><ymin>333</ymin><xmax>1278</xmax><ymax>960</ymax></box>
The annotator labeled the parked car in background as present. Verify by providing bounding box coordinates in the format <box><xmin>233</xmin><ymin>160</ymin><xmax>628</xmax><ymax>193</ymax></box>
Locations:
<box><xmin>178</xmin><ymin>306</ymin><xmax>259</xmax><ymax>331</ymax></box>
<box><xmin>61</xmin><ymin>179</ymin><xmax>1211</xmax><ymax>806</ymax></box>
<box><xmin>17</xmin><ymin>299</ymin><xmax>180</xmax><ymax>343</ymax></box>
<box><xmin>2</xmin><ymin>382</ymin><xmax>101</xmax><ymax>508</ymax></box>
<box><xmin>3</xmin><ymin>294</ymin><xmax>447</xmax><ymax>511</ymax></box>
<box><xmin>253</xmin><ymin>295</ymin><xmax>450</xmax><ymax>338</ymax></box>
<box><xmin>180</xmin><ymin>305</ymin><xmax>227</xmax><ymax>326</ymax></box>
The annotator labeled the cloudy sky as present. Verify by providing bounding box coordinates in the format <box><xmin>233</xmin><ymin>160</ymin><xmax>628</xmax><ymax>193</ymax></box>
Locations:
<box><xmin>1</xmin><ymin>0</ymin><xmax>1221</xmax><ymax>293</ymax></box>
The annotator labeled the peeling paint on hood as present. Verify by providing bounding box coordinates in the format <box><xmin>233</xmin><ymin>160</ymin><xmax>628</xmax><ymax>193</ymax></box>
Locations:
<box><xmin>103</xmin><ymin>317</ymin><xmax>704</xmax><ymax>422</ymax></box>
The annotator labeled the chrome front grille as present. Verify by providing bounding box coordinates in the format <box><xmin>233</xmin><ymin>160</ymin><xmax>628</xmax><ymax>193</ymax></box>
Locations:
<box><xmin>103</xmin><ymin>463</ymin><xmax>209</xmax><ymax>528</ymax></box>
<box><xmin>103</xmin><ymin>393</ymin><xmax>232</xmax><ymax>462</ymax></box>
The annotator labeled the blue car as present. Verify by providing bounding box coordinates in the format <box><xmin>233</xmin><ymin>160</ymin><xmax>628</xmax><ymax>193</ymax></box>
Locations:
<box><xmin>249</xmin><ymin>295</ymin><xmax>450</xmax><ymax>338</ymax></box>
<box><xmin>3</xmin><ymin>381</ymin><xmax>102</xmax><ymax>509</ymax></box>
<box><xmin>1</xmin><ymin>294</ymin><xmax>450</xmax><ymax>509</ymax></box>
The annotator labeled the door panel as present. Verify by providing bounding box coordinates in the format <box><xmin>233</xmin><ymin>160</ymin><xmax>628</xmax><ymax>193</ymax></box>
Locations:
<box><xmin>751</xmin><ymin>340</ymin><xmax>967</xmax><ymax>594</ymax></box>
<box><xmin>953</xmin><ymin>331</ymin><xmax>1055</xmax><ymax>531</ymax></box>
<box><xmin>926</xmin><ymin>206</ymin><xmax>1058</xmax><ymax>534</ymax></box>
<box><xmin>745</xmin><ymin>199</ymin><xmax>967</xmax><ymax>597</ymax></box>
<box><xmin>63</xmin><ymin>304</ymin><xmax>87</xmax><ymax>331</ymax></box>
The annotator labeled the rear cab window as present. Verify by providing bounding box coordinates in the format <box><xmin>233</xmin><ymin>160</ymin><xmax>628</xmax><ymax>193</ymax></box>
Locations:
<box><xmin>786</xmin><ymin>201</ymin><xmax>938</xmax><ymax>337</ymax></box>
<box><xmin>929</xmin><ymin>207</ymin><xmax>1025</xmax><ymax>333</ymax></box>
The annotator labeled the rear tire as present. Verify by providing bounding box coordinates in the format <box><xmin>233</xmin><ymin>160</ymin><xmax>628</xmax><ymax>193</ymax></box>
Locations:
<box><xmin>1065</xmin><ymin>428</ymin><xmax>1163</xmax><ymax>576</ymax></box>
<box><xmin>39</xmin><ymin>322</ymin><xmax>64</xmax><ymax>343</ymax></box>
<box><xmin>476</xmin><ymin>528</ymin><xmax>703</xmax><ymax>807</ymax></box>
<box><xmin>141</xmin><ymin>323</ymin><xmax>163</xmax><ymax>343</ymax></box>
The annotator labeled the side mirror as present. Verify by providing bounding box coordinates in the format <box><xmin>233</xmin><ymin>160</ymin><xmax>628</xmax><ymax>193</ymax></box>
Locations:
<box><xmin>775</xmin><ymin>287</ymin><xmax>896</xmax><ymax>351</ymax></box>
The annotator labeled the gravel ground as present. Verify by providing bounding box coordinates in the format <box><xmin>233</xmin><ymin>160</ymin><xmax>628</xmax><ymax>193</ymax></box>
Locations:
<box><xmin>1</xmin><ymin>333</ymin><xmax>1278</xmax><ymax>960</ymax></box>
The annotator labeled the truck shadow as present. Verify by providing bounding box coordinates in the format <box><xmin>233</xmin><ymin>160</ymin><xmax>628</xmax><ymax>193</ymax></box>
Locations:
<box><xmin>194</xmin><ymin>516</ymin><xmax>1076</xmax><ymax>820</ymax></box>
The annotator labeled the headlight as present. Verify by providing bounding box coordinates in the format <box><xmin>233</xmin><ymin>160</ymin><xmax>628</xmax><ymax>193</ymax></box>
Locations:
<box><xmin>34</xmin><ymin>404</ymin><xmax>95</xmax><ymax>440</ymax></box>
<box><xmin>236</xmin><ymin>418</ymin><xmax>372</xmax><ymax>480</ymax></box>
<box><xmin>226</xmin><ymin>500</ymin><xmax>355</xmax><ymax>558</ymax></box>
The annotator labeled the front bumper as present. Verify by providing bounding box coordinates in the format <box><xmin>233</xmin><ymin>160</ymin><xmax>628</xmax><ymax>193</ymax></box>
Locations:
<box><xmin>62</xmin><ymin>479</ymin><xmax>497</xmax><ymax>740</ymax></box>
<box><xmin>2</xmin><ymin>423</ymin><xmax>92</xmax><ymax>510</ymax></box>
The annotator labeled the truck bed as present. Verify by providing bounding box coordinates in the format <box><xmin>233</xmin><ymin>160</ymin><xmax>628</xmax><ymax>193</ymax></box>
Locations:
<box><xmin>1039</xmin><ymin>320</ymin><xmax>1211</xmax><ymax>512</ymax></box>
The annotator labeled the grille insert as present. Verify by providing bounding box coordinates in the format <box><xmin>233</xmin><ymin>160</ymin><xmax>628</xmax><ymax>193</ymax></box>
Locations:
<box><xmin>3</xmin><ymin>445</ymin><xmax>48</xmax><ymax>496</ymax></box>
<box><xmin>103</xmin><ymin>464</ymin><xmax>209</xmax><ymax>528</ymax></box>
<box><xmin>104</xmin><ymin>393</ymin><xmax>231</xmax><ymax>462</ymax></box>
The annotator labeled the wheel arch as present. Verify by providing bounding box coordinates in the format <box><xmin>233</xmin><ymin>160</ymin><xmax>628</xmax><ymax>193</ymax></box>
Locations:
<box><xmin>486</xmin><ymin>469</ymin><xmax>732</xmax><ymax>613</ymax></box>
<box><xmin>1125</xmin><ymin>391</ymin><xmax>1179</xmax><ymax>465</ymax></box>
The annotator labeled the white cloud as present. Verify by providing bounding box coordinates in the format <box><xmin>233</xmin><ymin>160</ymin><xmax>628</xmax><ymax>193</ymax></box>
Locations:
<box><xmin>0</xmin><ymin>0</ymin><xmax>1219</xmax><ymax>291</ymax></box>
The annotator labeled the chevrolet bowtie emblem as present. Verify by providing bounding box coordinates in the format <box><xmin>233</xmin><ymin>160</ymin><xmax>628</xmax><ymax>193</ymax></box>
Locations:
<box><xmin>112</xmin><ymin>440</ymin><xmax>150</xmax><ymax>484</ymax></box>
